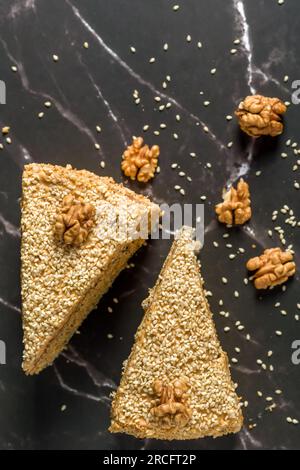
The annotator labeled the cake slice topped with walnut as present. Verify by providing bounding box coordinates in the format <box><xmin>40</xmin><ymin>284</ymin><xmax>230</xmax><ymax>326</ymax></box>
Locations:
<box><xmin>110</xmin><ymin>227</ymin><xmax>243</xmax><ymax>440</ymax></box>
<box><xmin>21</xmin><ymin>163</ymin><xmax>160</xmax><ymax>375</ymax></box>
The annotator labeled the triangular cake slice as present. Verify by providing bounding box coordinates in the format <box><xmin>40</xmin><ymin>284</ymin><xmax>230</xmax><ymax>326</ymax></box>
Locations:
<box><xmin>110</xmin><ymin>227</ymin><xmax>243</xmax><ymax>439</ymax></box>
<box><xmin>21</xmin><ymin>163</ymin><xmax>159</xmax><ymax>375</ymax></box>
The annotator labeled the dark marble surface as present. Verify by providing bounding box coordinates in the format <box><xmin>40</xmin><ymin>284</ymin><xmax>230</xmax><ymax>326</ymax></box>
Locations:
<box><xmin>0</xmin><ymin>0</ymin><xmax>299</xmax><ymax>450</ymax></box>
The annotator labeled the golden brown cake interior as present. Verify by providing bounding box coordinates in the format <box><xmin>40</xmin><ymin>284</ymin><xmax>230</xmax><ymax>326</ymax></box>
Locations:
<box><xmin>21</xmin><ymin>163</ymin><xmax>159</xmax><ymax>375</ymax></box>
<box><xmin>110</xmin><ymin>227</ymin><xmax>243</xmax><ymax>440</ymax></box>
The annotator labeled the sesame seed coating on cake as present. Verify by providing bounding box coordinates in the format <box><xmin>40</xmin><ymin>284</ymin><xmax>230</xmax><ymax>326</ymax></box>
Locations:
<box><xmin>21</xmin><ymin>163</ymin><xmax>159</xmax><ymax>374</ymax></box>
<box><xmin>110</xmin><ymin>227</ymin><xmax>243</xmax><ymax>439</ymax></box>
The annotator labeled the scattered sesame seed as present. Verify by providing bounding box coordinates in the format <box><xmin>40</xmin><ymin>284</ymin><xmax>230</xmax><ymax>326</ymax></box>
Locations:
<box><xmin>96</xmin><ymin>125</ymin><xmax>101</xmax><ymax>133</ymax></box>
<box><xmin>275</xmin><ymin>330</ymin><xmax>282</xmax><ymax>336</ymax></box>
<box><xmin>38</xmin><ymin>112</ymin><xmax>44</xmax><ymax>119</ymax></box>
<box><xmin>143</xmin><ymin>125</ymin><xmax>149</xmax><ymax>132</ymax></box>
<box><xmin>83</xmin><ymin>42</ymin><xmax>89</xmax><ymax>49</ymax></box>
<box><xmin>186</xmin><ymin>35</ymin><xmax>192</xmax><ymax>42</ymax></box>
<box><xmin>61</xmin><ymin>404</ymin><xmax>67</xmax><ymax>412</ymax></box>
<box><xmin>173</xmin><ymin>4</ymin><xmax>180</xmax><ymax>11</ymax></box>
<box><xmin>222</xmin><ymin>277</ymin><xmax>228</xmax><ymax>284</ymax></box>
<box><xmin>100</xmin><ymin>161</ymin><xmax>105</xmax><ymax>169</ymax></box>
<box><xmin>149</xmin><ymin>57</ymin><xmax>156</xmax><ymax>63</ymax></box>
<box><xmin>230</xmin><ymin>48</ymin><xmax>237</xmax><ymax>54</ymax></box>
<box><xmin>52</xmin><ymin>54</ymin><xmax>59</xmax><ymax>62</ymax></box>
<box><xmin>163</xmin><ymin>43</ymin><xmax>169</xmax><ymax>51</ymax></box>
<box><xmin>210</xmin><ymin>68</ymin><xmax>217</xmax><ymax>75</ymax></box>
<box><xmin>234</xmin><ymin>290</ymin><xmax>239</xmax><ymax>298</ymax></box>
<box><xmin>2</xmin><ymin>126</ymin><xmax>10</xmax><ymax>135</ymax></box>
<box><xmin>6</xmin><ymin>137</ymin><xmax>11</xmax><ymax>144</ymax></box>
<box><xmin>226</xmin><ymin>115</ymin><xmax>233</xmax><ymax>121</ymax></box>
<box><xmin>95</xmin><ymin>143</ymin><xmax>100</xmax><ymax>150</ymax></box>
<box><xmin>176</xmin><ymin>114</ymin><xmax>181</xmax><ymax>122</ymax></box>
<box><xmin>197</xmin><ymin>41</ymin><xmax>202</xmax><ymax>48</ymax></box>
<box><xmin>11</xmin><ymin>65</ymin><xmax>18</xmax><ymax>72</ymax></box>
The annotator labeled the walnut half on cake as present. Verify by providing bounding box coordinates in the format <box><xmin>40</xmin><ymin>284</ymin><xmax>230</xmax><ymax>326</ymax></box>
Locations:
<box><xmin>110</xmin><ymin>227</ymin><xmax>243</xmax><ymax>440</ymax></box>
<box><xmin>20</xmin><ymin>163</ymin><xmax>160</xmax><ymax>375</ymax></box>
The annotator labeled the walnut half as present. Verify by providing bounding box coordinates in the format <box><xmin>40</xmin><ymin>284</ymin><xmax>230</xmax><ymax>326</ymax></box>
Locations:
<box><xmin>215</xmin><ymin>178</ymin><xmax>251</xmax><ymax>225</ymax></box>
<box><xmin>235</xmin><ymin>95</ymin><xmax>287</xmax><ymax>137</ymax></box>
<box><xmin>246</xmin><ymin>247</ymin><xmax>296</xmax><ymax>289</ymax></box>
<box><xmin>150</xmin><ymin>378</ymin><xmax>191</xmax><ymax>428</ymax></box>
<box><xmin>54</xmin><ymin>193</ymin><xmax>96</xmax><ymax>246</ymax></box>
<box><xmin>121</xmin><ymin>137</ymin><xmax>160</xmax><ymax>182</ymax></box>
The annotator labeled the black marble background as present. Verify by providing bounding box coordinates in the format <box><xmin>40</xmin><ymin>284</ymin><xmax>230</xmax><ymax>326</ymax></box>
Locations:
<box><xmin>0</xmin><ymin>0</ymin><xmax>299</xmax><ymax>450</ymax></box>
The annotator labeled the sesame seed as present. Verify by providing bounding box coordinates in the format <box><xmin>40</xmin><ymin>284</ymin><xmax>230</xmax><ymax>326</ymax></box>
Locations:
<box><xmin>96</xmin><ymin>125</ymin><xmax>101</xmax><ymax>133</ymax></box>
<box><xmin>38</xmin><ymin>112</ymin><xmax>44</xmax><ymax>119</ymax></box>
<box><xmin>2</xmin><ymin>126</ymin><xmax>10</xmax><ymax>135</ymax></box>
<box><xmin>163</xmin><ymin>43</ymin><xmax>169</xmax><ymax>51</ymax></box>
<box><xmin>52</xmin><ymin>54</ymin><xmax>59</xmax><ymax>62</ymax></box>
<box><xmin>173</xmin><ymin>4</ymin><xmax>180</xmax><ymax>11</ymax></box>
<box><xmin>100</xmin><ymin>161</ymin><xmax>105</xmax><ymax>169</ymax></box>
<box><xmin>95</xmin><ymin>143</ymin><xmax>100</xmax><ymax>150</ymax></box>
<box><xmin>83</xmin><ymin>42</ymin><xmax>89</xmax><ymax>49</ymax></box>
<box><xmin>44</xmin><ymin>101</ymin><xmax>51</xmax><ymax>108</ymax></box>
<box><xmin>275</xmin><ymin>330</ymin><xmax>282</xmax><ymax>336</ymax></box>
<box><xmin>149</xmin><ymin>57</ymin><xmax>155</xmax><ymax>63</ymax></box>
<box><xmin>11</xmin><ymin>65</ymin><xmax>18</xmax><ymax>72</ymax></box>
<box><xmin>226</xmin><ymin>115</ymin><xmax>233</xmax><ymax>121</ymax></box>
<box><xmin>230</xmin><ymin>48</ymin><xmax>237</xmax><ymax>54</ymax></box>
<box><xmin>222</xmin><ymin>277</ymin><xmax>228</xmax><ymax>284</ymax></box>
<box><xmin>6</xmin><ymin>137</ymin><xmax>11</xmax><ymax>144</ymax></box>
<box><xmin>210</xmin><ymin>68</ymin><xmax>217</xmax><ymax>75</ymax></box>
<box><xmin>186</xmin><ymin>35</ymin><xmax>192</xmax><ymax>42</ymax></box>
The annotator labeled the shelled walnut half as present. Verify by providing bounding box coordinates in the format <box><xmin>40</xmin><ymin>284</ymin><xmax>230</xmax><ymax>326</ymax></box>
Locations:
<box><xmin>246</xmin><ymin>247</ymin><xmax>296</xmax><ymax>289</ymax></box>
<box><xmin>215</xmin><ymin>178</ymin><xmax>251</xmax><ymax>226</ymax></box>
<box><xmin>150</xmin><ymin>378</ymin><xmax>191</xmax><ymax>428</ymax></box>
<box><xmin>121</xmin><ymin>137</ymin><xmax>160</xmax><ymax>182</ymax></box>
<box><xmin>54</xmin><ymin>193</ymin><xmax>96</xmax><ymax>246</ymax></box>
<box><xmin>235</xmin><ymin>95</ymin><xmax>287</xmax><ymax>137</ymax></box>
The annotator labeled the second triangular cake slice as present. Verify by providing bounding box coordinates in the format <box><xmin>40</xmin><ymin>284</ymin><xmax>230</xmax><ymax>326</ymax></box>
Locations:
<box><xmin>110</xmin><ymin>227</ymin><xmax>243</xmax><ymax>439</ymax></box>
<box><xmin>21</xmin><ymin>163</ymin><xmax>160</xmax><ymax>375</ymax></box>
